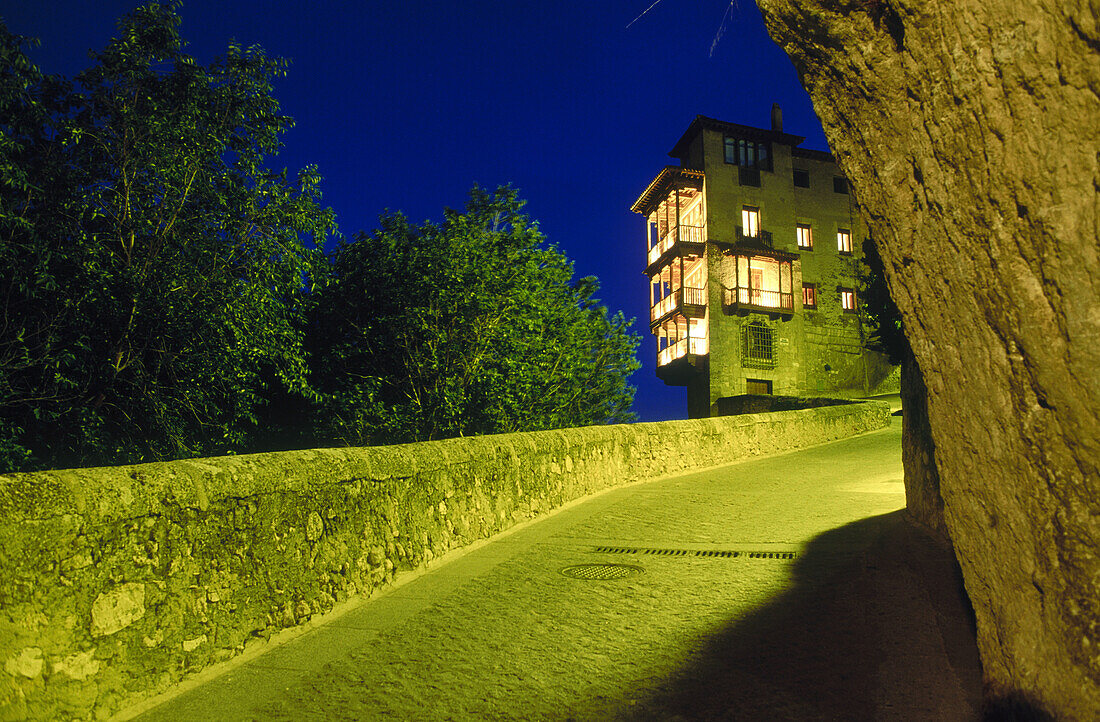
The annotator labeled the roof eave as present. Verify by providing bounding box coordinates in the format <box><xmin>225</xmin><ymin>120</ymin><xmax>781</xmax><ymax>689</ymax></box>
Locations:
<box><xmin>668</xmin><ymin>115</ymin><xmax>807</xmax><ymax>158</ymax></box>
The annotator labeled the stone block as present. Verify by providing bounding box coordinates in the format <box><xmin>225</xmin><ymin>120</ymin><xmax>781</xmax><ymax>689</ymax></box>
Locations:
<box><xmin>90</xmin><ymin>583</ymin><xmax>145</xmax><ymax>638</ymax></box>
<box><xmin>3</xmin><ymin>648</ymin><xmax>42</xmax><ymax>680</ymax></box>
<box><xmin>52</xmin><ymin>649</ymin><xmax>99</xmax><ymax>681</ymax></box>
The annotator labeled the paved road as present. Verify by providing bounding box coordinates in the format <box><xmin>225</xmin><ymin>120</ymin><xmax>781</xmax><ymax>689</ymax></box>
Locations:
<box><xmin>129</xmin><ymin>416</ymin><xmax>982</xmax><ymax>721</ymax></box>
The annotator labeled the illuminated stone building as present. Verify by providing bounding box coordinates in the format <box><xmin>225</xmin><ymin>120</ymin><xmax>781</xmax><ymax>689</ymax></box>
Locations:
<box><xmin>631</xmin><ymin>109</ymin><xmax>896</xmax><ymax>418</ymax></box>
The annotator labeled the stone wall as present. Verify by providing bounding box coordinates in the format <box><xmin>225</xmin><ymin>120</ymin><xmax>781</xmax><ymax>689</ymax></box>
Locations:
<box><xmin>754</xmin><ymin>1</ymin><xmax>1099</xmax><ymax>717</ymax></box>
<box><xmin>0</xmin><ymin>402</ymin><xmax>888</xmax><ymax>721</ymax></box>
<box><xmin>713</xmin><ymin>394</ymin><xmax>855</xmax><ymax>416</ymax></box>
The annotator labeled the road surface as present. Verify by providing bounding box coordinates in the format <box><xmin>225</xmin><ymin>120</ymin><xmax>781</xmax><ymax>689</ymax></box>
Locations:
<box><xmin>128</xmin><ymin>416</ymin><xmax>982</xmax><ymax>721</ymax></box>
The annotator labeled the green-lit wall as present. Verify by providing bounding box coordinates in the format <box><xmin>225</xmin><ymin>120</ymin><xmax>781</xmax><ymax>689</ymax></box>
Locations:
<box><xmin>0</xmin><ymin>404</ymin><xmax>890</xmax><ymax>720</ymax></box>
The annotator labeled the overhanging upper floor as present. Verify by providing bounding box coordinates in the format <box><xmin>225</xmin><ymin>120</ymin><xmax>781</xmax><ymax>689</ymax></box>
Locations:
<box><xmin>630</xmin><ymin>167</ymin><xmax>705</xmax><ymax>216</ymax></box>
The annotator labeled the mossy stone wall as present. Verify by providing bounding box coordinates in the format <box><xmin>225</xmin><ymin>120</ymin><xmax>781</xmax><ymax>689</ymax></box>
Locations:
<box><xmin>0</xmin><ymin>402</ymin><xmax>888</xmax><ymax>720</ymax></box>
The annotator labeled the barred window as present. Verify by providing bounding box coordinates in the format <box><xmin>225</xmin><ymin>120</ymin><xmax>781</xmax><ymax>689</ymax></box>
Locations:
<box><xmin>741</xmin><ymin>321</ymin><xmax>775</xmax><ymax>369</ymax></box>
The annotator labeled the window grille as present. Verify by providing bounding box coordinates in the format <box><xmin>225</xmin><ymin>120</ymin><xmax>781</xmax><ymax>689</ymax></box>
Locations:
<box><xmin>741</xmin><ymin>321</ymin><xmax>776</xmax><ymax>369</ymax></box>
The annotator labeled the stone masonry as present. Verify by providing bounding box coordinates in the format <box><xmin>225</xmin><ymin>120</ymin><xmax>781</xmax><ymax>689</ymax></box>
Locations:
<box><xmin>0</xmin><ymin>402</ymin><xmax>888</xmax><ymax>720</ymax></box>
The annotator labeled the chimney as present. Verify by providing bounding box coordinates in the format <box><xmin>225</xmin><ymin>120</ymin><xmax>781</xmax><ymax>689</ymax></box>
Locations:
<box><xmin>771</xmin><ymin>103</ymin><xmax>783</xmax><ymax>132</ymax></box>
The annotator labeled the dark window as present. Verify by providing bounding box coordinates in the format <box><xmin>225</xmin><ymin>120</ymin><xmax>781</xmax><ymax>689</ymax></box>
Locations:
<box><xmin>793</xmin><ymin>169</ymin><xmax>809</xmax><ymax>188</ymax></box>
<box><xmin>802</xmin><ymin>283</ymin><xmax>817</xmax><ymax>309</ymax></box>
<box><xmin>741</xmin><ymin>321</ymin><xmax>775</xmax><ymax>369</ymax></box>
<box><xmin>725</xmin><ymin>136</ymin><xmax>773</xmax><ymax>171</ymax></box>
<box><xmin>833</xmin><ymin>176</ymin><xmax>848</xmax><ymax>194</ymax></box>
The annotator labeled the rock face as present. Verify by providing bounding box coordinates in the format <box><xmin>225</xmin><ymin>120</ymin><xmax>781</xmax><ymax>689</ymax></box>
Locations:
<box><xmin>900</xmin><ymin>351</ymin><xmax>948</xmax><ymax>540</ymax></box>
<box><xmin>754</xmin><ymin>0</ymin><xmax>1099</xmax><ymax>716</ymax></box>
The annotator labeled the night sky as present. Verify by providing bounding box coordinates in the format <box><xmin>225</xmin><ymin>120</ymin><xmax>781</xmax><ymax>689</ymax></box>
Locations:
<box><xmin>4</xmin><ymin>0</ymin><xmax>833</xmax><ymax>423</ymax></box>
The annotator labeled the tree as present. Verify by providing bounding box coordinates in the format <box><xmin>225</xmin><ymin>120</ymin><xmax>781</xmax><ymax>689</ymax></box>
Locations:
<box><xmin>308</xmin><ymin>186</ymin><xmax>640</xmax><ymax>444</ymax></box>
<box><xmin>858</xmin><ymin>235</ymin><xmax>907</xmax><ymax>365</ymax></box>
<box><xmin>0</xmin><ymin>21</ymin><xmax>52</xmax><ymax>470</ymax></box>
<box><xmin>0</xmin><ymin>4</ymin><xmax>336</xmax><ymax>471</ymax></box>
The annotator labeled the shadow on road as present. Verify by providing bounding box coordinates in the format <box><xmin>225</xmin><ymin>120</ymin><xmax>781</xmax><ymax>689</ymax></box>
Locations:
<box><xmin>601</xmin><ymin>510</ymin><xmax>984</xmax><ymax>721</ymax></box>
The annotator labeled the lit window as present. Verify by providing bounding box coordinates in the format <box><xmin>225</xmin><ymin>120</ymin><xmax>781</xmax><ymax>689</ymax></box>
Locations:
<box><xmin>796</xmin><ymin>224</ymin><xmax>813</xmax><ymax>250</ymax></box>
<box><xmin>837</xmin><ymin>229</ymin><xmax>852</xmax><ymax>254</ymax></box>
<box><xmin>742</xmin><ymin>206</ymin><xmax>760</xmax><ymax>238</ymax></box>
<box><xmin>793</xmin><ymin>169</ymin><xmax>809</xmax><ymax>188</ymax></box>
<box><xmin>840</xmin><ymin>287</ymin><xmax>857</xmax><ymax>312</ymax></box>
<box><xmin>802</xmin><ymin>283</ymin><xmax>817</xmax><ymax>309</ymax></box>
<box><xmin>833</xmin><ymin>176</ymin><xmax>848</xmax><ymax>194</ymax></box>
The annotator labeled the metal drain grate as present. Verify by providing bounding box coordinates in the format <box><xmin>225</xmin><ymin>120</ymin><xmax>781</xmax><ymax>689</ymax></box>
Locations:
<box><xmin>560</xmin><ymin>563</ymin><xmax>645</xmax><ymax>580</ymax></box>
<box><xmin>593</xmin><ymin>546</ymin><xmax>796</xmax><ymax>560</ymax></box>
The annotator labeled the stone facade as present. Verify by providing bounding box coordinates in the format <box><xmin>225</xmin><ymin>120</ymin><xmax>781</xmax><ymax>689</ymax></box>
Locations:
<box><xmin>0</xmin><ymin>403</ymin><xmax>889</xmax><ymax>721</ymax></box>
<box><xmin>633</xmin><ymin>115</ymin><xmax>897</xmax><ymax>419</ymax></box>
<box><xmin>754</xmin><ymin>0</ymin><xmax>1100</xmax><ymax>717</ymax></box>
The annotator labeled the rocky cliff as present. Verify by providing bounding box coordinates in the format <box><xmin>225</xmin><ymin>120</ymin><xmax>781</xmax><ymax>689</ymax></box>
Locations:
<box><xmin>754</xmin><ymin>0</ymin><xmax>1099</xmax><ymax>717</ymax></box>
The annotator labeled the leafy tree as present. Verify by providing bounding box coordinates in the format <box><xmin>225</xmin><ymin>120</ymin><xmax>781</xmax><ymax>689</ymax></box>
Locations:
<box><xmin>0</xmin><ymin>5</ymin><xmax>336</xmax><ymax>471</ymax></box>
<box><xmin>308</xmin><ymin>186</ymin><xmax>640</xmax><ymax>444</ymax></box>
<box><xmin>859</xmin><ymin>235</ymin><xmax>907</xmax><ymax>365</ymax></box>
<box><xmin>0</xmin><ymin>21</ymin><xmax>50</xmax><ymax>470</ymax></box>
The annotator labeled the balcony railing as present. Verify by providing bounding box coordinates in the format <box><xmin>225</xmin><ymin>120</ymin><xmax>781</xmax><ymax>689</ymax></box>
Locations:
<box><xmin>723</xmin><ymin>287</ymin><xmax>794</xmax><ymax>311</ymax></box>
<box><xmin>657</xmin><ymin>336</ymin><xmax>709</xmax><ymax>367</ymax></box>
<box><xmin>647</xmin><ymin>224</ymin><xmax>706</xmax><ymax>265</ymax></box>
<box><xmin>650</xmin><ymin>286</ymin><xmax>707</xmax><ymax>323</ymax></box>
<box><xmin>738</xmin><ymin>166</ymin><xmax>761</xmax><ymax>187</ymax></box>
<box><xmin>735</xmin><ymin>226</ymin><xmax>773</xmax><ymax>248</ymax></box>
<box><xmin>681</xmin><ymin>285</ymin><xmax>706</xmax><ymax>306</ymax></box>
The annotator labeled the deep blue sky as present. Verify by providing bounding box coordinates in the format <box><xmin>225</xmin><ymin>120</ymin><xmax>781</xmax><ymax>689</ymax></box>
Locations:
<box><xmin>3</xmin><ymin>0</ymin><xmax>832</xmax><ymax>423</ymax></box>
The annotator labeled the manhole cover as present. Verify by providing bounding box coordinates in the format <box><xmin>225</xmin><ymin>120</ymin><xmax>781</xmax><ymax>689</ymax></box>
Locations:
<box><xmin>560</xmin><ymin>563</ymin><xmax>645</xmax><ymax>580</ymax></box>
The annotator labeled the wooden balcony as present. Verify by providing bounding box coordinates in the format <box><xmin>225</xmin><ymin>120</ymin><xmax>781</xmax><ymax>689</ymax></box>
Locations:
<box><xmin>646</xmin><ymin>224</ymin><xmax>706</xmax><ymax>268</ymax></box>
<box><xmin>650</xmin><ymin>286</ymin><xmax>708</xmax><ymax>326</ymax></box>
<box><xmin>722</xmin><ymin>287</ymin><xmax>794</xmax><ymax>318</ymax></box>
<box><xmin>655</xmin><ymin>337</ymin><xmax>708</xmax><ymax>386</ymax></box>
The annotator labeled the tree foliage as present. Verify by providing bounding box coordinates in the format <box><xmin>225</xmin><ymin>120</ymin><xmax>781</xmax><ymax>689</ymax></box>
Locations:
<box><xmin>0</xmin><ymin>6</ymin><xmax>640</xmax><ymax>473</ymax></box>
<box><xmin>308</xmin><ymin>186</ymin><xmax>640</xmax><ymax>444</ymax></box>
<box><xmin>859</xmin><ymin>235</ymin><xmax>908</xmax><ymax>365</ymax></box>
<box><xmin>0</xmin><ymin>5</ymin><xmax>335</xmax><ymax>470</ymax></box>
